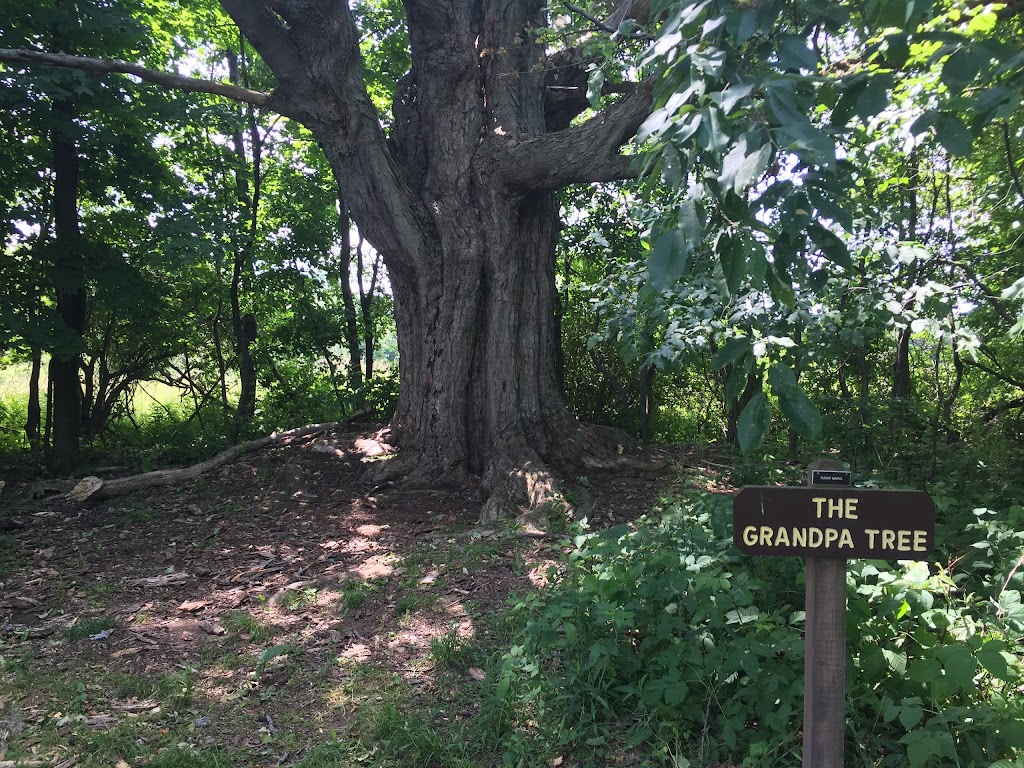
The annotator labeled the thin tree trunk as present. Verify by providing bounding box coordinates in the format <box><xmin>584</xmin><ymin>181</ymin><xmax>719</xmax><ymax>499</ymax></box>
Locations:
<box><xmin>337</xmin><ymin>193</ymin><xmax>363</xmax><ymax>390</ymax></box>
<box><xmin>638</xmin><ymin>364</ymin><xmax>655</xmax><ymax>444</ymax></box>
<box><xmin>227</xmin><ymin>46</ymin><xmax>260</xmax><ymax>442</ymax></box>
<box><xmin>25</xmin><ymin>346</ymin><xmax>42</xmax><ymax>454</ymax></box>
<box><xmin>48</xmin><ymin>97</ymin><xmax>85</xmax><ymax>475</ymax></box>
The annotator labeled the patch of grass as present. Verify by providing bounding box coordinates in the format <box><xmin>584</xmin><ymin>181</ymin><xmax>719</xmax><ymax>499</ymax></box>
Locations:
<box><xmin>84</xmin><ymin>581</ymin><xmax>114</xmax><ymax>606</ymax></box>
<box><xmin>298</xmin><ymin>740</ymin><xmax>355</xmax><ymax>767</ymax></box>
<box><xmin>126</xmin><ymin>506</ymin><xmax>157</xmax><ymax>523</ymax></box>
<box><xmin>66</xmin><ymin>615</ymin><xmax>116</xmax><ymax>641</ymax></box>
<box><xmin>145</xmin><ymin>746</ymin><xmax>237</xmax><ymax>768</ymax></box>
<box><xmin>153</xmin><ymin>668</ymin><xmax>197</xmax><ymax>710</ymax></box>
<box><xmin>223</xmin><ymin>611</ymin><xmax>272</xmax><ymax>644</ymax></box>
<box><xmin>281</xmin><ymin>586</ymin><xmax>319</xmax><ymax>611</ymax></box>
<box><xmin>429</xmin><ymin>630</ymin><xmax>476</xmax><ymax>669</ymax></box>
<box><xmin>338</xmin><ymin>578</ymin><xmax>385</xmax><ymax>615</ymax></box>
<box><xmin>394</xmin><ymin>591</ymin><xmax>437</xmax><ymax>618</ymax></box>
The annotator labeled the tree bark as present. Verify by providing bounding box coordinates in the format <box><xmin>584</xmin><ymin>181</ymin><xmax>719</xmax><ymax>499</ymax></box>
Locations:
<box><xmin>7</xmin><ymin>0</ymin><xmax>655</xmax><ymax>516</ymax></box>
<box><xmin>48</xmin><ymin>98</ymin><xmax>86</xmax><ymax>475</ymax></box>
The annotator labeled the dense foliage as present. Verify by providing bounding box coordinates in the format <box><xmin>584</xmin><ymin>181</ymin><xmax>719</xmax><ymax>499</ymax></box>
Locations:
<box><xmin>496</xmin><ymin>485</ymin><xmax>1024</xmax><ymax>767</ymax></box>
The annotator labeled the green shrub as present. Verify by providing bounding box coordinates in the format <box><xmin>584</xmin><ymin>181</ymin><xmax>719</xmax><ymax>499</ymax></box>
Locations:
<box><xmin>497</xmin><ymin>491</ymin><xmax>1024</xmax><ymax>767</ymax></box>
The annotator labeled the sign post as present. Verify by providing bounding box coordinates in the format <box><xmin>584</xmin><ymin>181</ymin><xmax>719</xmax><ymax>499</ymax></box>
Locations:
<box><xmin>732</xmin><ymin>460</ymin><xmax>934</xmax><ymax>768</ymax></box>
<box><xmin>803</xmin><ymin>459</ymin><xmax>849</xmax><ymax>768</ymax></box>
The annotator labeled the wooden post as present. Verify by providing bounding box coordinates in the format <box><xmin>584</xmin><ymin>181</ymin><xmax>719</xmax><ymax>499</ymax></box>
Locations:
<box><xmin>803</xmin><ymin>458</ymin><xmax>847</xmax><ymax>768</ymax></box>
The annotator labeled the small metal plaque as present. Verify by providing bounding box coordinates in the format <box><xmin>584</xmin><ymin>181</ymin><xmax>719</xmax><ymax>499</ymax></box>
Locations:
<box><xmin>811</xmin><ymin>469</ymin><xmax>852</xmax><ymax>486</ymax></box>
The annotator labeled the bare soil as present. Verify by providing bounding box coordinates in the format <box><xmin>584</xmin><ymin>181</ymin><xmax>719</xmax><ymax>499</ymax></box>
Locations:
<box><xmin>0</xmin><ymin>426</ymin><xmax>736</xmax><ymax>767</ymax></box>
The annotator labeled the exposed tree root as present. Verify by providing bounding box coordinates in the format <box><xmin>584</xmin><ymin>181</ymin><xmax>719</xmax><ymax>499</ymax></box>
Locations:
<box><xmin>363</xmin><ymin>421</ymin><xmax>666</xmax><ymax>527</ymax></box>
<box><xmin>66</xmin><ymin>413</ymin><xmax>368</xmax><ymax>503</ymax></box>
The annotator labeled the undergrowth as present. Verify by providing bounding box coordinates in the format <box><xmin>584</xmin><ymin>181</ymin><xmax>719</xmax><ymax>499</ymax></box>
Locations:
<box><xmin>489</xmin><ymin>490</ymin><xmax>1024</xmax><ymax>768</ymax></box>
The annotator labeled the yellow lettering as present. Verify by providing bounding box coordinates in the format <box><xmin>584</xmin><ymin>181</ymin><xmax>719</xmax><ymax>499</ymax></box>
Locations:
<box><xmin>812</xmin><ymin>497</ymin><xmax>826</xmax><ymax>518</ymax></box>
<box><xmin>828</xmin><ymin>498</ymin><xmax>843</xmax><ymax>518</ymax></box>
<box><xmin>824</xmin><ymin>529</ymin><xmax>839</xmax><ymax>547</ymax></box>
<box><xmin>839</xmin><ymin>529</ymin><xmax>854</xmax><ymax>548</ymax></box>
<box><xmin>759</xmin><ymin>526</ymin><xmax>773</xmax><ymax>546</ymax></box>
<box><xmin>776</xmin><ymin>527</ymin><xmax>790</xmax><ymax>547</ymax></box>
<box><xmin>897</xmin><ymin>530</ymin><xmax>913</xmax><ymax>551</ymax></box>
<box><xmin>866</xmin><ymin>529</ymin><xmax>880</xmax><ymax>548</ymax></box>
<box><xmin>882</xmin><ymin>529</ymin><xmax>896</xmax><ymax>549</ymax></box>
<box><xmin>913</xmin><ymin>530</ymin><xmax>928</xmax><ymax>552</ymax></box>
<box><xmin>792</xmin><ymin>527</ymin><xmax>807</xmax><ymax>547</ymax></box>
<box><xmin>743</xmin><ymin>526</ymin><xmax>758</xmax><ymax>546</ymax></box>
<box><xmin>844</xmin><ymin>498</ymin><xmax>858</xmax><ymax>520</ymax></box>
<box><xmin>808</xmin><ymin>527</ymin><xmax>823</xmax><ymax>548</ymax></box>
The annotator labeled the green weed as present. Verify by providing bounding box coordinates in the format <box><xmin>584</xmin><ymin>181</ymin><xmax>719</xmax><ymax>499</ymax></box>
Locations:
<box><xmin>223</xmin><ymin>611</ymin><xmax>272</xmax><ymax>644</ymax></box>
<box><xmin>66</xmin><ymin>615</ymin><xmax>116</xmax><ymax>641</ymax></box>
<box><xmin>338</xmin><ymin>578</ymin><xmax>385</xmax><ymax>615</ymax></box>
<box><xmin>145</xmin><ymin>746</ymin><xmax>236</xmax><ymax>768</ymax></box>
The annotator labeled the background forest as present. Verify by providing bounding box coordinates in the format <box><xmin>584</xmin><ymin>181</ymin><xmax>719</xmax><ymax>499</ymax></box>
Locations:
<box><xmin>1</xmin><ymin>0</ymin><xmax>1024</xmax><ymax>767</ymax></box>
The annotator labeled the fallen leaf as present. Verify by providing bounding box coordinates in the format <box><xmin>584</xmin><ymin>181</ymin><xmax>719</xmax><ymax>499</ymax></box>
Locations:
<box><xmin>468</xmin><ymin>667</ymin><xmax>486</xmax><ymax>681</ymax></box>
<box><xmin>178</xmin><ymin>600</ymin><xmax>208</xmax><ymax>613</ymax></box>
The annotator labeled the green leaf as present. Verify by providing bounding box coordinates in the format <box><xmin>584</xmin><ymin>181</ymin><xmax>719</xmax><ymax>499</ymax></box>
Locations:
<box><xmin>648</xmin><ymin>230</ymin><xmax>685</xmax><ymax>286</ymax></box>
<box><xmin>766</xmin><ymin>267</ymin><xmax>796</xmax><ymax>306</ymax></box>
<box><xmin>778</xmin><ymin>36</ymin><xmax>818</xmax><ymax>71</ymax></box>
<box><xmin>941</xmin><ymin>47</ymin><xmax>981</xmax><ymax>95</ymax></box>
<box><xmin>767</xmin><ymin>363</ymin><xmax>797</xmax><ymax>395</ymax></box>
<box><xmin>976</xmin><ymin>642</ymin><xmax>1017</xmax><ymax>681</ymax></box>
<box><xmin>712</xmin><ymin>337</ymin><xmax>752</xmax><ymax>370</ymax></box>
<box><xmin>664</xmin><ymin>681</ymin><xmax>688</xmax><ymax>705</ymax></box>
<box><xmin>718</xmin><ymin>231</ymin><xmax>746</xmax><ymax>295</ymax></box>
<box><xmin>808</xmin><ymin>224</ymin><xmax>853</xmax><ymax>270</ymax></box>
<box><xmin>934</xmin><ymin>114</ymin><xmax>974</xmax><ymax>156</ymax></box>
<box><xmin>725</xmin><ymin>357</ymin><xmax>752</xmax><ymax>404</ymax></box>
<box><xmin>735</xmin><ymin>143</ymin><xmax>772</xmax><ymax>194</ymax></box>
<box><xmin>939</xmin><ymin>645</ymin><xmax>977</xmax><ymax>692</ymax></box>
<box><xmin>897</xmin><ymin>700</ymin><xmax>923</xmax><ymax>729</ymax></box>
<box><xmin>778</xmin><ymin>386</ymin><xmax>822</xmax><ymax>439</ymax></box>
<box><xmin>855</xmin><ymin>74</ymin><xmax>893</xmax><ymax>121</ymax></box>
<box><xmin>738</xmin><ymin>391</ymin><xmax>771</xmax><ymax>453</ymax></box>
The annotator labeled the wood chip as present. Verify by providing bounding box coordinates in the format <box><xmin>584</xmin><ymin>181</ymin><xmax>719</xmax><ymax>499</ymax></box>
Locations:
<box><xmin>177</xmin><ymin>600</ymin><xmax>208</xmax><ymax>613</ymax></box>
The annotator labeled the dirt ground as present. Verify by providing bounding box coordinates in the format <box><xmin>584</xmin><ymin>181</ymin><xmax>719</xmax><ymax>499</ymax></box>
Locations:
<box><xmin>0</xmin><ymin>425</ymin><xmax>736</xmax><ymax>767</ymax></box>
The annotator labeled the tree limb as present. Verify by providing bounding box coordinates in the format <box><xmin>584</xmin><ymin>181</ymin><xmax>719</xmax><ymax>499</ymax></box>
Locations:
<box><xmin>219</xmin><ymin>0</ymin><xmax>429</xmax><ymax>270</ymax></box>
<box><xmin>66</xmin><ymin>415</ymin><xmax>367</xmax><ymax>502</ymax></box>
<box><xmin>563</xmin><ymin>1</ymin><xmax>654</xmax><ymax>40</ymax></box>
<box><xmin>500</xmin><ymin>84</ymin><xmax>652</xmax><ymax>189</ymax></box>
<box><xmin>1003</xmin><ymin>121</ymin><xmax>1024</xmax><ymax>203</ymax></box>
<box><xmin>0</xmin><ymin>48</ymin><xmax>273</xmax><ymax>109</ymax></box>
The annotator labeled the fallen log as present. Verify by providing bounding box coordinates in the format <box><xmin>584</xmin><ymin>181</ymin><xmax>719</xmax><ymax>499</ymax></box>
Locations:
<box><xmin>67</xmin><ymin>414</ymin><xmax>367</xmax><ymax>502</ymax></box>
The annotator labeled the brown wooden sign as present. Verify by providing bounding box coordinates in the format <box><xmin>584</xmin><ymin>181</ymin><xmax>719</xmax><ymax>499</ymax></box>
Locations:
<box><xmin>733</xmin><ymin>486</ymin><xmax>934</xmax><ymax>559</ymax></box>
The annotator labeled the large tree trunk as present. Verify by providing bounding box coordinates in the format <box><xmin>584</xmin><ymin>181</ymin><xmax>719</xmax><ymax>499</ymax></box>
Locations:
<box><xmin>219</xmin><ymin>0</ymin><xmax>652</xmax><ymax>520</ymax></box>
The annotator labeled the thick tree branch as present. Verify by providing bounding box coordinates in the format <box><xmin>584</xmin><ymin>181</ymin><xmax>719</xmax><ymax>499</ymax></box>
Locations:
<box><xmin>219</xmin><ymin>0</ymin><xmax>429</xmax><ymax>271</ymax></box>
<box><xmin>563</xmin><ymin>1</ymin><xmax>654</xmax><ymax>40</ymax></box>
<box><xmin>499</xmin><ymin>84</ymin><xmax>652</xmax><ymax>189</ymax></box>
<box><xmin>0</xmin><ymin>47</ymin><xmax>273</xmax><ymax>109</ymax></box>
